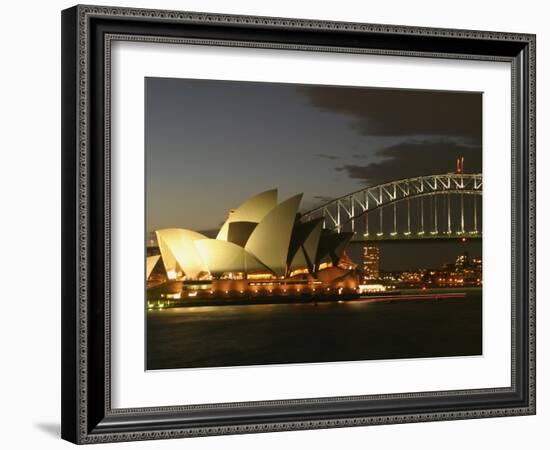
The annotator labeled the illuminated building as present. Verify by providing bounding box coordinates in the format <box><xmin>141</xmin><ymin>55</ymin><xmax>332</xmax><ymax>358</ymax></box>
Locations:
<box><xmin>455</xmin><ymin>252</ymin><xmax>470</xmax><ymax>270</ymax></box>
<box><xmin>147</xmin><ymin>189</ymin><xmax>359</xmax><ymax>300</ymax></box>
<box><xmin>472</xmin><ymin>257</ymin><xmax>482</xmax><ymax>284</ymax></box>
<box><xmin>362</xmin><ymin>246</ymin><xmax>380</xmax><ymax>280</ymax></box>
<box><xmin>378</xmin><ymin>251</ymin><xmax>482</xmax><ymax>289</ymax></box>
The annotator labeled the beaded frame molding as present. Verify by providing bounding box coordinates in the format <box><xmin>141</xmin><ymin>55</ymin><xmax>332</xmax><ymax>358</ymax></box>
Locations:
<box><xmin>61</xmin><ymin>4</ymin><xmax>536</xmax><ymax>444</ymax></box>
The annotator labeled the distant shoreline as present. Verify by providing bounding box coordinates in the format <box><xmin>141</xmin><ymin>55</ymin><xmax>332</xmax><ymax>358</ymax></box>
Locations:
<box><xmin>147</xmin><ymin>287</ymin><xmax>481</xmax><ymax>310</ymax></box>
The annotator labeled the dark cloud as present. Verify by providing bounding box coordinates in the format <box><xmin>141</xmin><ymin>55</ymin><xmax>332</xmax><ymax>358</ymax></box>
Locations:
<box><xmin>314</xmin><ymin>153</ymin><xmax>339</xmax><ymax>160</ymax></box>
<box><xmin>301</xmin><ymin>86</ymin><xmax>482</xmax><ymax>143</ymax></box>
<box><xmin>336</xmin><ymin>140</ymin><xmax>481</xmax><ymax>186</ymax></box>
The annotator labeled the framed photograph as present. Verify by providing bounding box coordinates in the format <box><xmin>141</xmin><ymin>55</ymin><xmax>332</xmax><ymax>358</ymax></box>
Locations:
<box><xmin>61</xmin><ymin>5</ymin><xmax>536</xmax><ymax>444</ymax></box>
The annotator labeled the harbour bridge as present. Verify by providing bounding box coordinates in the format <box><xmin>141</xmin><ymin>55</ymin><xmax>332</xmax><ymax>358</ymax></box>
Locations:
<box><xmin>301</xmin><ymin>173</ymin><xmax>482</xmax><ymax>242</ymax></box>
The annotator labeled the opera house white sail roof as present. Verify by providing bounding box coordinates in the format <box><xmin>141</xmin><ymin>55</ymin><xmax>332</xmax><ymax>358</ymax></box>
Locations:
<box><xmin>154</xmin><ymin>189</ymin><xmax>353</xmax><ymax>280</ymax></box>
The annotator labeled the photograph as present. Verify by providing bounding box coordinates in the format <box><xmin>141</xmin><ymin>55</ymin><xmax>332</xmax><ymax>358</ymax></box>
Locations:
<box><xmin>57</xmin><ymin>3</ymin><xmax>536</xmax><ymax>445</ymax></box>
<box><xmin>145</xmin><ymin>78</ymin><xmax>483</xmax><ymax>370</ymax></box>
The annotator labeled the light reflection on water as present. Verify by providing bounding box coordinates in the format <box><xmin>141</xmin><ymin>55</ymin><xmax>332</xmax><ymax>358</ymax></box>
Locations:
<box><xmin>147</xmin><ymin>291</ymin><xmax>482</xmax><ymax>370</ymax></box>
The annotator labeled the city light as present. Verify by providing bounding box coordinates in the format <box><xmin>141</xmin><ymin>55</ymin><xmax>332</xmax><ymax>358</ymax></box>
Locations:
<box><xmin>358</xmin><ymin>244</ymin><xmax>482</xmax><ymax>291</ymax></box>
<box><xmin>358</xmin><ymin>284</ymin><xmax>386</xmax><ymax>294</ymax></box>
<box><xmin>166</xmin><ymin>270</ymin><xmax>177</xmax><ymax>280</ymax></box>
<box><xmin>146</xmin><ymin>183</ymin><xmax>481</xmax><ymax>308</ymax></box>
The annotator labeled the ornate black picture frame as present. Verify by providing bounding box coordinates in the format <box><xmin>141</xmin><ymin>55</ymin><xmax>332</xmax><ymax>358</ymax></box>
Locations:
<box><xmin>61</xmin><ymin>5</ymin><xmax>536</xmax><ymax>444</ymax></box>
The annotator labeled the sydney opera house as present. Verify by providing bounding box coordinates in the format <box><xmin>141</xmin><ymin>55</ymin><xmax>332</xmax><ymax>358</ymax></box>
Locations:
<box><xmin>146</xmin><ymin>189</ymin><xmax>359</xmax><ymax>304</ymax></box>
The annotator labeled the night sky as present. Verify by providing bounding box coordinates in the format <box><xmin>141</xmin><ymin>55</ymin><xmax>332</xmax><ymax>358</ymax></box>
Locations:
<box><xmin>145</xmin><ymin>77</ymin><xmax>482</xmax><ymax>270</ymax></box>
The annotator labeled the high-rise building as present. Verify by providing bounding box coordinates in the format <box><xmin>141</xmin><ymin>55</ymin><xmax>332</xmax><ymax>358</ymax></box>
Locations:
<box><xmin>455</xmin><ymin>252</ymin><xmax>470</xmax><ymax>270</ymax></box>
<box><xmin>363</xmin><ymin>246</ymin><xmax>380</xmax><ymax>280</ymax></box>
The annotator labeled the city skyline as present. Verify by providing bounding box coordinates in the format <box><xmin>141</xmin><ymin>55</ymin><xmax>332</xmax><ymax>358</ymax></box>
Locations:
<box><xmin>145</xmin><ymin>77</ymin><xmax>483</xmax><ymax>371</ymax></box>
<box><xmin>145</xmin><ymin>77</ymin><xmax>482</xmax><ymax>269</ymax></box>
<box><xmin>359</xmin><ymin>245</ymin><xmax>482</xmax><ymax>286</ymax></box>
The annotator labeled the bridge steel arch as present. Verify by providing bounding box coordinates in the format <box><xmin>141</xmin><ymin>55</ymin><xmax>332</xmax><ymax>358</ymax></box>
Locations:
<box><xmin>301</xmin><ymin>173</ymin><xmax>482</xmax><ymax>233</ymax></box>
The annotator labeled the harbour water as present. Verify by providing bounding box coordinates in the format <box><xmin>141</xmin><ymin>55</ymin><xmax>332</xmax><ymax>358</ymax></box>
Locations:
<box><xmin>146</xmin><ymin>290</ymin><xmax>482</xmax><ymax>370</ymax></box>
